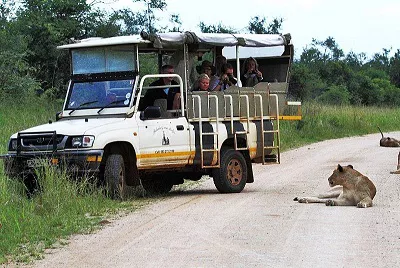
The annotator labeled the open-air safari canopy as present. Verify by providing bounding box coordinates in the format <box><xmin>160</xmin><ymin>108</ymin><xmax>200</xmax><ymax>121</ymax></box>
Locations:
<box><xmin>58</xmin><ymin>32</ymin><xmax>291</xmax><ymax>50</ymax></box>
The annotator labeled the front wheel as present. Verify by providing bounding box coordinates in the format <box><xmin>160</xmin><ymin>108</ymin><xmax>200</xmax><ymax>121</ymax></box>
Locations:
<box><xmin>212</xmin><ymin>149</ymin><xmax>248</xmax><ymax>193</ymax></box>
<box><xmin>105</xmin><ymin>154</ymin><xmax>127</xmax><ymax>200</ymax></box>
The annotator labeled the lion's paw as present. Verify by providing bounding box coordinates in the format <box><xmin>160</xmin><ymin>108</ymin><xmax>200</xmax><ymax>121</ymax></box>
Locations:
<box><xmin>357</xmin><ymin>202</ymin><xmax>368</xmax><ymax>208</ymax></box>
<box><xmin>325</xmin><ymin>199</ymin><xmax>335</xmax><ymax>206</ymax></box>
<box><xmin>295</xmin><ymin>197</ymin><xmax>308</xmax><ymax>203</ymax></box>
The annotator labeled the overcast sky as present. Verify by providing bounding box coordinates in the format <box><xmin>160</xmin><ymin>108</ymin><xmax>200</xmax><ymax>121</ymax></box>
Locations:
<box><xmin>103</xmin><ymin>0</ymin><xmax>400</xmax><ymax>58</ymax></box>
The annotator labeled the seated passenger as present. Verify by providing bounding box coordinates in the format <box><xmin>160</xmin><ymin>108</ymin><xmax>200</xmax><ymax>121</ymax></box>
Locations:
<box><xmin>139</xmin><ymin>64</ymin><xmax>179</xmax><ymax>110</ymax></box>
<box><xmin>215</xmin><ymin>55</ymin><xmax>227</xmax><ymax>76</ymax></box>
<box><xmin>197</xmin><ymin>60</ymin><xmax>219</xmax><ymax>91</ymax></box>
<box><xmin>214</xmin><ymin>63</ymin><xmax>237</xmax><ymax>91</ymax></box>
<box><xmin>192</xmin><ymin>73</ymin><xmax>210</xmax><ymax>92</ymax></box>
<box><xmin>241</xmin><ymin>57</ymin><xmax>263</xmax><ymax>87</ymax></box>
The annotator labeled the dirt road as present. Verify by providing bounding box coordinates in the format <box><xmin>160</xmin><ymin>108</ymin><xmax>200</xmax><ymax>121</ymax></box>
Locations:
<box><xmin>32</xmin><ymin>133</ymin><xmax>400</xmax><ymax>268</ymax></box>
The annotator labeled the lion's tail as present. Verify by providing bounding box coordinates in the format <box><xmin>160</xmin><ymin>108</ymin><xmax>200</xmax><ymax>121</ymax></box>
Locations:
<box><xmin>378</xmin><ymin>126</ymin><xmax>384</xmax><ymax>138</ymax></box>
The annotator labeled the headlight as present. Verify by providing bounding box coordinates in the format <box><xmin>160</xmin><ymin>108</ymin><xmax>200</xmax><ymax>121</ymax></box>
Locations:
<box><xmin>8</xmin><ymin>139</ymin><xmax>17</xmax><ymax>151</ymax></box>
<box><xmin>71</xmin><ymin>136</ymin><xmax>95</xmax><ymax>148</ymax></box>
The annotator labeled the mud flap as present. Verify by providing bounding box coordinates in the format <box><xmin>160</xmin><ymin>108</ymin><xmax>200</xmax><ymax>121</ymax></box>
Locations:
<box><xmin>246</xmin><ymin>155</ymin><xmax>254</xmax><ymax>183</ymax></box>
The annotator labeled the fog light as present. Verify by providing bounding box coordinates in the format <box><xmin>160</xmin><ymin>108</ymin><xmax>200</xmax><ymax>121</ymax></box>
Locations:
<box><xmin>72</xmin><ymin>137</ymin><xmax>82</xmax><ymax>147</ymax></box>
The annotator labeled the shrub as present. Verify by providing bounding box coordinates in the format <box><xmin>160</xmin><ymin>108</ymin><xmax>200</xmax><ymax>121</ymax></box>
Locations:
<box><xmin>316</xmin><ymin>85</ymin><xmax>350</xmax><ymax>105</ymax></box>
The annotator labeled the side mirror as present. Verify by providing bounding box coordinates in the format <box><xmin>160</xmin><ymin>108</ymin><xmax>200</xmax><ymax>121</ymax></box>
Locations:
<box><xmin>140</xmin><ymin>106</ymin><xmax>161</xmax><ymax>120</ymax></box>
<box><xmin>55</xmin><ymin>111</ymin><xmax>62</xmax><ymax>121</ymax></box>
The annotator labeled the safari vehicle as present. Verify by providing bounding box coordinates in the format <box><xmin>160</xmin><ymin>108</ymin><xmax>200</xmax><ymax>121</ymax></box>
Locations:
<box><xmin>1</xmin><ymin>32</ymin><xmax>301</xmax><ymax>198</ymax></box>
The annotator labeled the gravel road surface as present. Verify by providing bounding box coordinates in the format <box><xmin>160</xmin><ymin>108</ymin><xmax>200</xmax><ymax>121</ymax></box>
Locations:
<box><xmin>31</xmin><ymin>132</ymin><xmax>400</xmax><ymax>268</ymax></box>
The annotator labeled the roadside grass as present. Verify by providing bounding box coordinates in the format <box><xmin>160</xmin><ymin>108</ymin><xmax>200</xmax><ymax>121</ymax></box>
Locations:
<box><xmin>280</xmin><ymin>102</ymin><xmax>400</xmax><ymax>151</ymax></box>
<box><xmin>1</xmin><ymin>97</ymin><xmax>400</xmax><ymax>264</ymax></box>
<box><xmin>0</xmin><ymin>97</ymin><xmax>148</xmax><ymax>264</ymax></box>
<box><xmin>0</xmin><ymin>165</ymin><xmax>131</xmax><ymax>263</ymax></box>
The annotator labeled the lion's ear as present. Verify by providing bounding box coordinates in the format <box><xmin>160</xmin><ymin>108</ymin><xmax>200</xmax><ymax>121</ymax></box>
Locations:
<box><xmin>347</xmin><ymin>164</ymin><xmax>354</xmax><ymax>169</ymax></box>
<box><xmin>337</xmin><ymin>164</ymin><xmax>343</xmax><ymax>172</ymax></box>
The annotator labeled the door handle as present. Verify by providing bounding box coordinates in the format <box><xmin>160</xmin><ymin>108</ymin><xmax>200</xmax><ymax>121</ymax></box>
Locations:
<box><xmin>176</xmin><ymin>125</ymin><xmax>184</xmax><ymax>131</ymax></box>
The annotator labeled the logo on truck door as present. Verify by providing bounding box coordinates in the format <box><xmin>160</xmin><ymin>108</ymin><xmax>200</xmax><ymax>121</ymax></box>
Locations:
<box><xmin>153</xmin><ymin>126</ymin><xmax>174</xmax><ymax>146</ymax></box>
<box><xmin>162</xmin><ymin>131</ymin><xmax>170</xmax><ymax>145</ymax></box>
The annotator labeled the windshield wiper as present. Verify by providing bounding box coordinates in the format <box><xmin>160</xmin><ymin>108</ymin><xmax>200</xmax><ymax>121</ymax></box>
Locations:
<box><xmin>68</xmin><ymin>100</ymin><xmax>99</xmax><ymax>115</ymax></box>
<box><xmin>97</xmin><ymin>99</ymin><xmax>126</xmax><ymax>114</ymax></box>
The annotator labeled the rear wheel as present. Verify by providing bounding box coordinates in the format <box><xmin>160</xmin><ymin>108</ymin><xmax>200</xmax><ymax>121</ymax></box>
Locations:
<box><xmin>105</xmin><ymin>154</ymin><xmax>127</xmax><ymax>200</ymax></box>
<box><xmin>212</xmin><ymin>149</ymin><xmax>247</xmax><ymax>193</ymax></box>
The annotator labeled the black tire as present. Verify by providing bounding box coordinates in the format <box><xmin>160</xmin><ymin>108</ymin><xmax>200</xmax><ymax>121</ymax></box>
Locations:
<box><xmin>212</xmin><ymin>149</ymin><xmax>247</xmax><ymax>193</ymax></box>
<box><xmin>141</xmin><ymin>176</ymin><xmax>173</xmax><ymax>196</ymax></box>
<box><xmin>105</xmin><ymin>154</ymin><xmax>127</xmax><ymax>200</ymax></box>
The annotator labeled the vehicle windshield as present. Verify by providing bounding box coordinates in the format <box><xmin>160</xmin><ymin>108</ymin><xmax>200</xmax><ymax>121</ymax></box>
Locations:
<box><xmin>65</xmin><ymin>79</ymin><xmax>134</xmax><ymax>111</ymax></box>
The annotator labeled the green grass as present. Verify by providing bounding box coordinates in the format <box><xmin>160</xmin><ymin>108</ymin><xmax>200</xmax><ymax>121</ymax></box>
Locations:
<box><xmin>0</xmin><ymin>97</ymin><xmax>148</xmax><ymax>264</ymax></box>
<box><xmin>280</xmin><ymin>102</ymin><xmax>400</xmax><ymax>151</ymax></box>
<box><xmin>0</xmin><ymin>167</ymin><xmax>128</xmax><ymax>263</ymax></box>
<box><xmin>1</xmin><ymin>97</ymin><xmax>400</xmax><ymax>264</ymax></box>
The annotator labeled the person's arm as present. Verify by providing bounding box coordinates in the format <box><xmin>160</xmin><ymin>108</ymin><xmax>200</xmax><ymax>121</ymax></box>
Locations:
<box><xmin>213</xmin><ymin>78</ymin><xmax>223</xmax><ymax>91</ymax></box>
<box><xmin>256</xmin><ymin>70</ymin><xmax>263</xmax><ymax>81</ymax></box>
<box><xmin>209</xmin><ymin>76</ymin><xmax>219</xmax><ymax>91</ymax></box>
<box><xmin>172</xmin><ymin>92</ymin><xmax>181</xmax><ymax>109</ymax></box>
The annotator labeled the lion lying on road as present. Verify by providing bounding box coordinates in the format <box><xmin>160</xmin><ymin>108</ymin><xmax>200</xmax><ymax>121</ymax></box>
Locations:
<box><xmin>294</xmin><ymin>164</ymin><xmax>376</xmax><ymax>208</ymax></box>
<box><xmin>378</xmin><ymin>127</ymin><xmax>400</xmax><ymax>147</ymax></box>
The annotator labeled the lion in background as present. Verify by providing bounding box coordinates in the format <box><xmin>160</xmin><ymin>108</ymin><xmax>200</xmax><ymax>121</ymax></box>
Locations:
<box><xmin>378</xmin><ymin>127</ymin><xmax>400</xmax><ymax>147</ymax></box>
<box><xmin>294</xmin><ymin>164</ymin><xmax>376</xmax><ymax>208</ymax></box>
<box><xmin>390</xmin><ymin>152</ymin><xmax>400</xmax><ymax>174</ymax></box>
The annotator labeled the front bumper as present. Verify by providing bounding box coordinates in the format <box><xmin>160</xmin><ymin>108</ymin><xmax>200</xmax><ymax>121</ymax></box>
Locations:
<box><xmin>0</xmin><ymin>150</ymin><xmax>104</xmax><ymax>178</ymax></box>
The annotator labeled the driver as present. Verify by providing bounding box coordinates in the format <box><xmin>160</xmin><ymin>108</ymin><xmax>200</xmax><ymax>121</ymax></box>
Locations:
<box><xmin>139</xmin><ymin>64</ymin><xmax>179</xmax><ymax>110</ymax></box>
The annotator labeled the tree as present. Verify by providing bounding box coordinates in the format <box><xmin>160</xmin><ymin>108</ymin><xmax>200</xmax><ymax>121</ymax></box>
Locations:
<box><xmin>299</xmin><ymin>46</ymin><xmax>323</xmax><ymax>65</ymax></box>
<box><xmin>345</xmin><ymin>51</ymin><xmax>367</xmax><ymax>70</ymax></box>
<box><xmin>366</xmin><ymin>48</ymin><xmax>391</xmax><ymax>72</ymax></box>
<box><xmin>247</xmin><ymin>16</ymin><xmax>283</xmax><ymax>34</ymax></box>
<box><xmin>168</xmin><ymin>14</ymin><xmax>182</xmax><ymax>32</ymax></box>
<box><xmin>316</xmin><ymin>85</ymin><xmax>350</xmax><ymax>105</ymax></box>
<box><xmin>0</xmin><ymin>1</ymin><xmax>39</xmax><ymax>100</ymax></box>
<box><xmin>81</xmin><ymin>8</ymin><xmax>122</xmax><ymax>37</ymax></box>
<box><xmin>373</xmin><ymin>78</ymin><xmax>400</xmax><ymax>106</ymax></box>
<box><xmin>307</xmin><ymin>37</ymin><xmax>344</xmax><ymax>62</ymax></box>
<box><xmin>389</xmin><ymin>49</ymin><xmax>400</xmax><ymax>87</ymax></box>
<box><xmin>288</xmin><ymin>63</ymin><xmax>326</xmax><ymax>101</ymax></box>
<box><xmin>0</xmin><ymin>0</ymin><xmax>16</xmax><ymax>29</ymax></box>
<box><xmin>132</xmin><ymin>0</ymin><xmax>167</xmax><ymax>33</ymax></box>
<box><xmin>199</xmin><ymin>21</ymin><xmax>236</xmax><ymax>33</ymax></box>
<box><xmin>14</xmin><ymin>0</ymin><xmax>93</xmax><ymax>93</ymax></box>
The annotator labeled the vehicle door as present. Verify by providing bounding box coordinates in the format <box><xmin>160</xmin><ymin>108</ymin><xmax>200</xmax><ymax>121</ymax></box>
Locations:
<box><xmin>136</xmin><ymin>104</ymin><xmax>191</xmax><ymax>169</ymax></box>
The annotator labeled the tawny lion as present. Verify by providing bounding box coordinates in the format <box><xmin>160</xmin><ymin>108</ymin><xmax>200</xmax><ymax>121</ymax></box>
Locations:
<box><xmin>294</xmin><ymin>164</ymin><xmax>376</xmax><ymax>208</ymax></box>
<box><xmin>390</xmin><ymin>152</ymin><xmax>400</xmax><ymax>174</ymax></box>
<box><xmin>378</xmin><ymin>127</ymin><xmax>400</xmax><ymax>147</ymax></box>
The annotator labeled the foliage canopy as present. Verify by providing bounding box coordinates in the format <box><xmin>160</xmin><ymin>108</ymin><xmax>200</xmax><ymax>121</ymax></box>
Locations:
<box><xmin>0</xmin><ymin>0</ymin><xmax>399</xmax><ymax>106</ymax></box>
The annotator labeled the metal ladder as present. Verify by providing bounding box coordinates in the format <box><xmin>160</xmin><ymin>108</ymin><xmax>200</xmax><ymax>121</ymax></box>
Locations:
<box><xmin>192</xmin><ymin>95</ymin><xmax>220</xmax><ymax>168</ymax></box>
<box><xmin>262</xmin><ymin>93</ymin><xmax>281</xmax><ymax>164</ymax></box>
<box><xmin>234</xmin><ymin>94</ymin><xmax>250</xmax><ymax>151</ymax></box>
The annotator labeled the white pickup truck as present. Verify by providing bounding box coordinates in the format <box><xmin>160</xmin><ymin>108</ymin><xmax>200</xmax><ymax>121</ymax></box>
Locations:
<box><xmin>1</xmin><ymin>32</ymin><xmax>301</xmax><ymax>198</ymax></box>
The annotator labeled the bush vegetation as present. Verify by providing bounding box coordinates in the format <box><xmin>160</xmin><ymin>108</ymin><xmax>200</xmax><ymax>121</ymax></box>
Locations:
<box><xmin>1</xmin><ymin>1</ymin><xmax>399</xmax><ymax>105</ymax></box>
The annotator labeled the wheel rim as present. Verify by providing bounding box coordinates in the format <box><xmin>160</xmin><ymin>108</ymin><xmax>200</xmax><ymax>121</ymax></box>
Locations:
<box><xmin>118</xmin><ymin>163</ymin><xmax>125</xmax><ymax>195</ymax></box>
<box><xmin>227</xmin><ymin>158</ymin><xmax>243</xmax><ymax>186</ymax></box>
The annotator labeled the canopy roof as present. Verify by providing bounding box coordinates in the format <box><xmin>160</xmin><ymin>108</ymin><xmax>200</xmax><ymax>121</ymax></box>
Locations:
<box><xmin>58</xmin><ymin>32</ymin><xmax>291</xmax><ymax>50</ymax></box>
